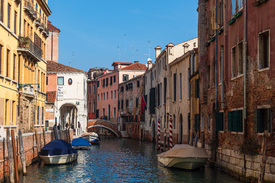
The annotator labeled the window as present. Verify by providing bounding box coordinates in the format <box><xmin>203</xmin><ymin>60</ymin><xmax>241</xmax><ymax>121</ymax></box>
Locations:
<box><xmin>232</xmin><ymin>47</ymin><xmax>237</xmax><ymax>77</ymax></box>
<box><xmin>42</xmin><ymin>107</ymin><xmax>44</xmax><ymax>125</ymax></box>
<box><xmin>195</xmin><ymin>79</ymin><xmax>199</xmax><ymax>98</ymax></box>
<box><xmin>238</xmin><ymin>42</ymin><xmax>243</xmax><ymax>75</ymax></box>
<box><xmin>180</xmin><ymin>73</ymin><xmax>182</xmax><ymax>100</ymax></box>
<box><xmin>110</xmin><ymin>76</ymin><xmax>112</xmax><ymax>85</ymax></box>
<box><xmin>106</xmin><ymin>78</ymin><xmax>108</xmax><ymax>86</ymax></box>
<box><xmin>120</xmin><ymin>86</ymin><xmax>124</xmax><ymax>93</ymax></box>
<box><xmin>111</xmin><ymin>91</ymin><xmax>113</xmax><ymax>99</ymax></box>
<box><xmin>216</xmin><ymin>112</ymin><xmax>224</xmax><ymax>131</ymax></box>
<box><xmin>137</xmin><ymin>80</ymin><xmax>140</xmax><ymax>87</ymax></box>
<box><xmin>195</xmin><ymin>114</ymin><xmax>200</xmax><ymax>132</ymax></box>
<box><xmin>113</xmin><ymin>108</ymin><xmax>116</xmax><ymax>118</ymax></box>
<box><xmin>103</xmin><ymin>93</ymin><xmax>105</xmax><ymax>100</ymax></box>
<box><xmin>191</xmin><ymin>54</ymin><xmax>195</xmax><ymax>74</ymax></box>
<box><xmin>114</xmin><ymin>75</ymin><xmax>116</xmax><ymax>83</ymax></box>
<box><xmin>101</xmin><ymin>93</ymin><xmax>102</xmax><ymax>100</ymax></box>
<box><xmin>173</xmin><ymin>115</ymin><xmax>176</xmax><ymax>129</ymax></box>
<box><xmin>218</xmin><ymin>0</ymin><xmax>224</xmax><ymax>26</ymax></box>
<box><xmin>6</xmin><ymin>49</ymin><xmax>9</xmax><ymax>77</ymax></box>
<box><xmin>121</xmin><ymin>100</ymin><xmax>124</xmax><ymax>109</ymax></box>
<box><xmin>259</xmin><ymin>31</ymin><xmax>269</xmax><ymax>69</ymax></box>
<box><xmin>232</xmin><ymin>0</ymin><xmax>242</xmax><ymax>16</ymax></box>
<box><xmin>114</xmin><ymin>90</ymin><xmax>116</xmax><ymax>98</ymax></box>
<box><xmin>68</xmin><ymin>78</ymin><xmax>73</xmax><ymax>85</ymax></box>
<box><xmin>14</xmin><ymin>11</ymin><xmax>17</xmax><ymax>34</ymax></box>
<box><xmin>208</xmin><ymin>116</ymin><xmax>211</xmax><ymax>131</ymax></box>
<box><xmin>103</xmin><ymin>79</ymin><xmax>105</xmax><ymax>87</ymax></box>
<box><xmin>57</xmin><ymin>77</ymin><xmax>64</xmax><ymax>85</ymax></box>
<box><xmin>136</xmin><ymin>97</ymin><xmax>139</xmax><ymax>107</ymax></box>
<box><xmin>126</xmin><ymin>99</ymin><xmax>128</xmax><ymax>107</ymax></box>
<box><xmin>97</xmin><ymin>94</ymin><xmax>99</xmax><ymax>101</ymax></box>
<box><xmin>228</xmin><ymin>110</ymin><xmax>243</xmax><ymax>132</ymax></box>
<box><xmin>173</xmin><ymin>73</ymin><xmax>176</xmax><ymax>101</ymax></box>
<box><xmin>7</xmin><ymin>4</ymin><xmax>10</xmax><ymax>28</ymax></box>
<box><xmin>93</xmin><ymin>102</ymin><xmax>95</xmax><ymax>113</ymax></box>
<box><xmin>93</xmin><ymin>85</ymin><xmax>95</xmax><ymax>93</ymax></box>
<box><xmin>106</xmin><ymin>92</ymin><xmax>108</xmax><ymax>100</ymax></box>
<box><xmin>118</xmin><ymin>101</ymin><xmax>120</xmax><ymax>110</ymax></box>
<box><xmin>97</xmin><ymin>81</ymin><xmax>99</xmax><ymax>87</ymax></box>
<box><xmin>13</xmin><ymin>54</ymin><xmax>16</xmax><ymax>80</ymax></box>
<box><xmin>255</xmin><ymin>108</ymin><xmax>272</xmax><ymax>133</ymax></box>
<box><xmin>46</xmin><ymin>76</ymin><xmax>48</xmax><ymax>85</ymax></box>
<box><xmin>123</xmin><ymin>74</ymin><xmax>129</xmax><ymax>81</ymax></box>
<box><xmin>37</xmin><ymin>106</ymin><xmax>40</xmax><ymax>125</ymax></box>
<box><xmin>5</xmin><ymin>99</ymin><xmax>9</xmax><ymax>125</ymax></box>
<box><xmin>0</xmin><ymin>0</ymin><xmax>3</xmax><ymax>22</ymax></box>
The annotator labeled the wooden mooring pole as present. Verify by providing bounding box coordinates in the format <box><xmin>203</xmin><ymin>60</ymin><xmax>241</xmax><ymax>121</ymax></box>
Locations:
<box><xmin>18</xmin><ymin>129</ymin><xmax>27</xmax><ymax>175</ymax></box>
<box><xmin>11</xmin><ymin>130</ymin><xmax>19</xmax><ymax>182</ymax></box>
<box><xmin>258</xmin><ymin>130</ymin><xmax>268</xmax><ymax>183</ymax></box>
<box><xmin>42</xmin><ymin>128</ymin><xmax>46</xmax><ymax>146</ymax></box>
<box><xmin>7</xmin><ymin>129</ymin><xmax>14</xmax><ymax>183</ymax></box>
<box><xmin>34</xmin><ymin>129</ymin><xmax>40</xmax><ymax>153</ymax></box>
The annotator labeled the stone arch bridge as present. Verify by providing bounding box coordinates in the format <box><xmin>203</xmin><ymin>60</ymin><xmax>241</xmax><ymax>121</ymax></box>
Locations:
<box><xmin>87</xmin><ymin>120</ymin><xmax>121</xmax><ymax>137</ymax></box>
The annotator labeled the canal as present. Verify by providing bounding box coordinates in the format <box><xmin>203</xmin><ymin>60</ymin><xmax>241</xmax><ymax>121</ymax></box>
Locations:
<box><xmin>20</xmin><ymin>137</ymin><xmax>242</xmax><ymax>183</ymax></box>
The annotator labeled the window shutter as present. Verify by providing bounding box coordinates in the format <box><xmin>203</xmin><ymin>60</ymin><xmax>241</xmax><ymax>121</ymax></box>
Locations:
<box><xmin>233</xmin><ymin>110</ymin><xmax>243</xmax><ymax>132</ymax></box>
<box><xmin>254</xmin><ymin>109</ymin><xmax>258</xmax><ymax>132</ymax></box>
<box><xmin>149</xmin><ymin>88</ymin><xmax>155</xmax><ymax>114</ymax></box>
<box><xmin>228</xmin><ymin>111</ymin><xmax>232</xmax><ymax>131</ymax></box>
<box><xmin>216</xmin><ymin>112</ymin><xmax>224</xmax><ymax>131</ymax></box>
<box><xmin>195</xmin><ymin>79</ymin><xmax>199</xmax><ymax>98</ymax></box>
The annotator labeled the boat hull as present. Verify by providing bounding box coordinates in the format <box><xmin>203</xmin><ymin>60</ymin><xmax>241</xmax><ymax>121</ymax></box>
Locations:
<box><xmin>72</xmin><ymin>145</ymin><xmax>91</xmax><ymax>150</ymax></box>
<box><xmin>40</xmin><ymin>153</ymin><xmax>77</xmax><ymax>165</ymax></box>
<box><xmin>158</xmin><ymin>156</ymin><xmax>207</xmax><ymax>170</ymax></box>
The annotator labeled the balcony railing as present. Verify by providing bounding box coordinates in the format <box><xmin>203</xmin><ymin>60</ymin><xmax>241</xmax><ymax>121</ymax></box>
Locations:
<box><xmin>18</xmin><ymin>37</ymin><xmax>42</xmax><ymax>60</ymax></box>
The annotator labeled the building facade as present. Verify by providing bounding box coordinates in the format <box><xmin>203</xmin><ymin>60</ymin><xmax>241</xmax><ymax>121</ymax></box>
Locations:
<box><xmin>198</xmin><ymin>0</ymin><xmax>275</xmax><ymax>181</ymax></box>
<box><xmin>144</xmin><ymin>38</ymin><xmax>198</xmax><ymax>146</ymax></box>
<box><xmin>0</xmin><ymin>0</ymin><xmax>51</xmax><ymax>136</ymax></box>
<box><xmin>118</xmin><ymin>74</ymin><xmax>145</xmax><ymax>139</ymax></box>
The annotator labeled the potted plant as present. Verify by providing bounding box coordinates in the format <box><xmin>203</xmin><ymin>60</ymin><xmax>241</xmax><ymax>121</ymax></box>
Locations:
<box><xmin>19</xmin><ymin>36</ymin><xmax>29</xmax><ymax>48</ymax></box>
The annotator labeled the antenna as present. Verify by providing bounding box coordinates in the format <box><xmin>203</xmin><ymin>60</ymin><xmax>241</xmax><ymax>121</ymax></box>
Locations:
<box><xmin>117</xmin><ymin>46</ymin><xmax>121</xmax><ymax>62</ymax></box>
<box><xmin>124</xmin><ymin>34</ymin><xmax>127</xmax><ymax>53</ymax></box>
<box><xmin>69</xmin><ymin>52</ymin><xmax>74</xmax><ymax>65</ymax></box>
<box><xmin>144</xmin><ymin>40</ymin><xmax>152</xmax><ymax>59</ymax></box>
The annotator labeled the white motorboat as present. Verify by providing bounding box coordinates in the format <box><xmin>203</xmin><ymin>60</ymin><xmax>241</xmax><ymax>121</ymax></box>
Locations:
<box><xmin>157</xmin><ymin>144</ymin><xmax>209</xmax><ymax>170</ymax></box>
<box><xmin>40</xmin><ymin>139</ymin><xmax>78</xmax><ymax>165</ymax></box>
<box><xmin>81</xmin><ymin>132</ymin><xmax>100</xmax><ymax>145</ymax></box>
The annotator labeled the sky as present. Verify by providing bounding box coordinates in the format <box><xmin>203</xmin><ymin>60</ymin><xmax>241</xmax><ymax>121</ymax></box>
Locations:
<box><xmin>47</xmin><ymin>0</ymin><xmax>198</xmax><ymax>72</ymax></box>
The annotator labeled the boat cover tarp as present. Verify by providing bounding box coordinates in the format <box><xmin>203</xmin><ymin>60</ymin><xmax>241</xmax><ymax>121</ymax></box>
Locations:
<box><xmin>72</xmin><ymin>138</ymin><xmax>91</xmax><ymax>146</ymax></box>
<box><xmin>157</xmin><ymin>144</ymin><xmax>209</xmax><ymax>159</ymax></box>
<box><xmin>40</xmin><ymin>139</ymin><xmax>77</xmax><ymax>156</ymax></box>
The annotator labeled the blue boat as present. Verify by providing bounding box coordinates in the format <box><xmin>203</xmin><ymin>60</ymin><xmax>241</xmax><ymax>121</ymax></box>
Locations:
<box><xmin>40</xmin><ymin>140</ymin><xmax>77</xmax><ymax>165</ymax></box>
<box><xmin>81</xmin><ymin>132</ymin><xmax>100</xmax><ymax>145</ymax></box>
<box><xmin>72</xmin><ymin>138</ymin><xmax>91</xmax><ymax>150</ymax></box>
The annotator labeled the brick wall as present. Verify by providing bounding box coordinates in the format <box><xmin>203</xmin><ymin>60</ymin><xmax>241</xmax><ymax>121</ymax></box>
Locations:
<box><xmin>0</xmin><ymin>130</ymin><xmax>73</xmax><ymax>182</ymax></box>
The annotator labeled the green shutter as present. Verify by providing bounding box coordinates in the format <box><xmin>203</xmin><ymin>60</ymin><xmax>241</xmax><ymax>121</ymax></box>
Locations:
<box><xmin>257</xmin><ymin>109</ymin><xmax>264</xmax><ymax>133</ymax></box>
<box><xmin>228</xmin><ymin>111</ymin><xmax>232</xmax><ymax>131</ymax></box>
<box><xmin>232</xmin><ymin>110</ymin><xmax>243</xmax><ymax>132</ymax></box>
<box><xmin>254</xmin><ymin>109</ymin><xmax>258</xmax><ymax>132</ymax></box>
<box><xmin>195</xmin><ymin>114</ymin><xmax>200</xmax><ymax>131</ymax></box>
<box><xmin>216</xmin><ymin>112</ymin><xmax>224</xmax><ymax>131</ymax></box>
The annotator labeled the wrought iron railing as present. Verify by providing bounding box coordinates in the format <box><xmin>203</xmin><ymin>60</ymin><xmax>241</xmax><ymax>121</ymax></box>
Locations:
<box><xmin>19</xmin><ymin>37</ymin><xmax>42</xmax><ymax>59</ymax></box>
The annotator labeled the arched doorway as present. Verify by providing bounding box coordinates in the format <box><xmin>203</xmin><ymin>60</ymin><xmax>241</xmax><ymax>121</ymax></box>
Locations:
<box><xmin>59</xmin><ymin>104</ymin><xmax>77</xmax><ymax>129</ymax></box>
<box><xmin>178</xmin><ymin>114</ymin><xmax>183</xmax><ymax>144</ymax></box>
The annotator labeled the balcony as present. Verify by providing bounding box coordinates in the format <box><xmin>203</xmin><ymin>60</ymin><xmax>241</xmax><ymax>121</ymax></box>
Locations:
<box><xmin>18</xmin><ymin>37</ymin><xmax>42</xmax><ymax>61</ymax></box>
<box><xmin>24</xmin><ymin>0</ymin><xmax>36</xmax><ymax>20</ymax></box>
<box><xmin>22</xmin><ymin>85</ymin><xmax>35</xmax><ymax>96</ymax></box>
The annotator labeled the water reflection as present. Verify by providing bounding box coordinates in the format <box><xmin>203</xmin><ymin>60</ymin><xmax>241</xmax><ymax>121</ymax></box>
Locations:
<box><xmin>19</xmin><ymin>137</ymin><xmax>242</xmax><ymax>183</ymax></box>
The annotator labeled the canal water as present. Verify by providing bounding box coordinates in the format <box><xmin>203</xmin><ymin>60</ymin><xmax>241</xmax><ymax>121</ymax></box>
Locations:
<box><xmin>20</xmin><ymin>137</ymin><xmax>242</xmax><ymax>183</ymax></box>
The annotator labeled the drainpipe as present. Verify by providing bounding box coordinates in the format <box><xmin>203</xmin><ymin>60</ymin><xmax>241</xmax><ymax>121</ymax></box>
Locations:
<box><xmin>215</xmin><ymin>0</ymin><xmax>218</xmax><ymax>111</ymax></box>
<box><xmin>221</xmin><ymin>47</ymin><xmax>224</xmax><ymax>110</ymax></box>
<box><xmin>243</xmin><ymin>0</ymin><xmax>247</xmax><ymax>138</ymax></box>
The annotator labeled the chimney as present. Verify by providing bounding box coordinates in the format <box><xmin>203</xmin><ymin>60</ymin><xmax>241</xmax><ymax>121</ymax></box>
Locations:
<box><xmin>166</xmin><ymin>43</ymin><xmax>174</xmax><ymax>64</ymax></box>
<box><xmin>147</xmin><ymin>58</ymin><xmax>153</xmax><ymax>69</ymax></box>
<box><xmin>155</xmin><ymin>46</ymin><xmax>162</xmax><ymax>59</ymax></box>
<box><xmin>134</xmin><ymin>61</ymin><xmax>139</xmax><ymax>63</ymax></box>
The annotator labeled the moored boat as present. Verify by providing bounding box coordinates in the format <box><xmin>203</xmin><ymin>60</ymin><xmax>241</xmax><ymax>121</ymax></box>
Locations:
<box><xmin>40</xmin><ymin>139</ymin><xmax>77</xmax><ymax>165</ymax></box>
<box><xmin>81</xmin><ymin>132</ymin><xmax>100</xmax><ymax>145</ymax></box>
<box><xmin>72</xmin><ymin>138</ymin><xmax>91</xmax><ymax>150</ymax></box>
<box><xmin>157</xmin><ymin>144</ymin><xmax>209</xmax><ymax>170</ymax></box>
